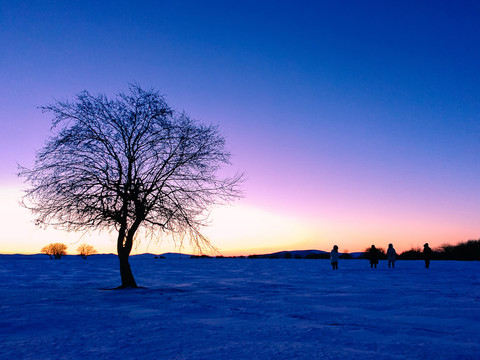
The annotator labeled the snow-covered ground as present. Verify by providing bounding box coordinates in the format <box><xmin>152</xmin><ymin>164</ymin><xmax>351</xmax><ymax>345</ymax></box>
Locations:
<box><xmin>1</xmin><ymin>255</ymin><xmax>479</xmax><ymax>359</ymax></box>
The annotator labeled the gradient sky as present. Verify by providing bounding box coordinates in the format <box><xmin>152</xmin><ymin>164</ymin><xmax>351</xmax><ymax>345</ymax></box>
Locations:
<box><xmin>1</xmin><ymin>1</ymin><xmax>480</xmax><ymax>255</ymax></box>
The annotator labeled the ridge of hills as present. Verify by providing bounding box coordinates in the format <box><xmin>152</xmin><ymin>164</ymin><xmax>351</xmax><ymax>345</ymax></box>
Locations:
<box><xmin>0</xmin><ymin>249</ymin><xmax>364</xmax><ymax>259</ymax></box>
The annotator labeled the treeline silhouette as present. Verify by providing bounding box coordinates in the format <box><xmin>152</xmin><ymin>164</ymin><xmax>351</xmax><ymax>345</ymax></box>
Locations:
<box><xmin>399</xmin><ymin>239</ymin><xmax>480</xmax><ymax>261</ymax></box>
<box><xmin>351</xmin><ymin>240</ymin><xmax>480</xmax><ymax>261</ymax></box>
<box><xmin>353</xmin><ymin>240</ymin><xmax>480</xmax><ymax>261</ymax></box>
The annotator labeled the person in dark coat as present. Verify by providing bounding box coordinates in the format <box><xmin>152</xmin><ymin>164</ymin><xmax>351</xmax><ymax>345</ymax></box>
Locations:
<box><xmin>368</xmin><ymin>245</ymin><xmax>380</xmax><ymax>268</ymax></box>
<box><xmin>330</xmin><ymin>245</ymin><xmax>339</xmax><ymax>270</ymax></box>
<box><xmin>423</xmin><ymin>243</ymin><xmax>433</xmax><ymax>268</ymax></box>
<box><xmin>387</xmin><ymin>243</ymin><xmax>397</xmax><ymax>268</ymax></box>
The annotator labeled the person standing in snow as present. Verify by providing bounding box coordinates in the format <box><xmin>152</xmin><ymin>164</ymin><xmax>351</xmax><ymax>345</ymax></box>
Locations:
<box><xmin>368</xmin><ymin>245</ymin><xmax>380</xmax><ymax>268</ymax></box>
<box><xmin>387</xmin><ymin>243</ymin><xmax>397</xmax><ymax>268</ymax></box>
<box><xmin>423</xmin><ymin>243</ymin><xmax>433</xmax><ymax>268</ymax></box>
<box><xmin>330</xmin><ymin>245</ymin><xmax>339</xmax><ymax>270</ymax></box>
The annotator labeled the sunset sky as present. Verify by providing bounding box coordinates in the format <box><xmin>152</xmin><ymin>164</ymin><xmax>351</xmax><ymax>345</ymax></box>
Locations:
<box><xmin>1</xmin><ymin>1</ymin><xmax>480</xmax><ymax>255</ymax></box>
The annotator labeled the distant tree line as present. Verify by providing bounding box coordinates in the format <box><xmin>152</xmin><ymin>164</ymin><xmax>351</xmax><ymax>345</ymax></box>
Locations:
<box><xmin>398</xmin><ymin>240</ymin><xmax>480</xmax><ymax>261</ymax></box>
<box><xmin>341</xmin><ymin>240</ymin><xmax>480</xmax><ymax>261</ymax></box>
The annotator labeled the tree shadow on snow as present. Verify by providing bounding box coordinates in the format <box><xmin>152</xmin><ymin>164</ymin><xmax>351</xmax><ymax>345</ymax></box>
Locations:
<box><xmin>99</xmin><ymin>286</ymin><xmax>187</xmax><ymax>294</ymax></box>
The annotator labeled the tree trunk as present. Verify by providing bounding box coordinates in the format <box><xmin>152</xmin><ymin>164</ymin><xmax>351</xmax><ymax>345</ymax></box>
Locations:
<box><xmin>116</xmin><ymin>198</ymin><xmax>142</xmax><ymax>288</ymax></box>
<box><xmin>116</xmin><ymin>224</ymin><xmax>138</xmax><ymax>288</ymax></box>
<box><xmin>118</xmin><ymin>251</ymin><xmax>137</xmax><ymax>288</ymax></box>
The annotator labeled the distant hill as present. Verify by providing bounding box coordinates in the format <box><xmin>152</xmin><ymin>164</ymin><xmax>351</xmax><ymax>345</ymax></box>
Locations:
<box><xmin>1</xmin><ymin>250</ymin><xmax>366</xmax><ymax>259</ymax></box>
<box><xmin>247</xmin><ymin>250</ymin><xmax>365</xmax><ymax>259</ymax></box>
<box><xmin>248</xmin><ymin>250</ymin><xmax>328</xmax><ymax>259</ymax></box>
<box><xmin>149</xmin><ymin>251</ymin><xmax>367</xmax><ymax>259</ymax></box>
<box><xmin>157</xmin><ymin>252</ymin><xmax>193</xmax><ymax>259</ymax></box>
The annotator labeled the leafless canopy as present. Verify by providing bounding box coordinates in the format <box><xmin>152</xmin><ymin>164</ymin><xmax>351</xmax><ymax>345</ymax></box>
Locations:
<box><xmin>41</xmin><ymin>243</ymin><xmax>67</xmax><ymax>259</ymax></box>
<box><xmin>20</xmin><ymin>84</ymin><xmax>243</xmax><ymax>256</ymax></box>
<box><xmin>77</xmin><ymin>244</ymin><xmax>97</xmax><ymax>258</ymax></box>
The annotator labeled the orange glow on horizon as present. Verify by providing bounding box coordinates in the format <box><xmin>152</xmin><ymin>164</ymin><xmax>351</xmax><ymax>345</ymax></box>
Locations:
<box><xmin>0</xmin><ymin>186</ymin><xmax>478</xmax><ymax>256</ymax></box>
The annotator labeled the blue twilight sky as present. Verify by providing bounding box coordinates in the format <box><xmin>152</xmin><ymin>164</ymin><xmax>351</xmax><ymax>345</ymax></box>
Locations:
<box><xmin>1</xmin><ymin>1</ymin><xmax>480</xmax><ymax>254</ymax></box>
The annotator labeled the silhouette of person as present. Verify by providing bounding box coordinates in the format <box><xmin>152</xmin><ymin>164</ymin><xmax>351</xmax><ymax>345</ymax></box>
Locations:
<box><xmin>387</xmin><ymin>243</ymin><xmax>397</xmax><ymax>268</ymax></box>
<box><xmin>330</xmin><ymin>245</ymin><xmax>339</xmax><ymax>270</ymax></box>
<box><xmin>368</xmin><ymin>245</ymin><xmax>380</xmax><ymax>268</ymax></box>
<box><xmin>423</xmin><ymin>243</ymin><xmax>432</xmax><ymax>268</ymax></box>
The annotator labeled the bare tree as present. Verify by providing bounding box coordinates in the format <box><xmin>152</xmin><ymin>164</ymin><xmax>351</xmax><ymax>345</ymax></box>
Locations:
<box><xmin>20</xmin><ymin>84</ymin><xmax>243</xmax><ymax>288</ymax></box>
<box><xmin>77</xmin><ymin>244</ymin><xmax>97</xmax><ymax>259</ymax></box>
<box><xmin>41</xmin><ymin>243</ymin><xmax>68</xmax><ymax>259</ymax></box>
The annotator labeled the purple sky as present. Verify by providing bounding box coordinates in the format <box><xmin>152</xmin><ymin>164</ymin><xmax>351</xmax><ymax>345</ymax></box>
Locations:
<box><xmin>1</xmin><ymin>1</ymin><xmax>480</xmax><ymax>254</ymax></box>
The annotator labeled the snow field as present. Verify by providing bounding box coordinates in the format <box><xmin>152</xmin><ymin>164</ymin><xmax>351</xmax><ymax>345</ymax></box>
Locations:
<box><xmin>1</xmin><ymin>256</ymin><xmax>479</xmax><ymax>359</ymax></box>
